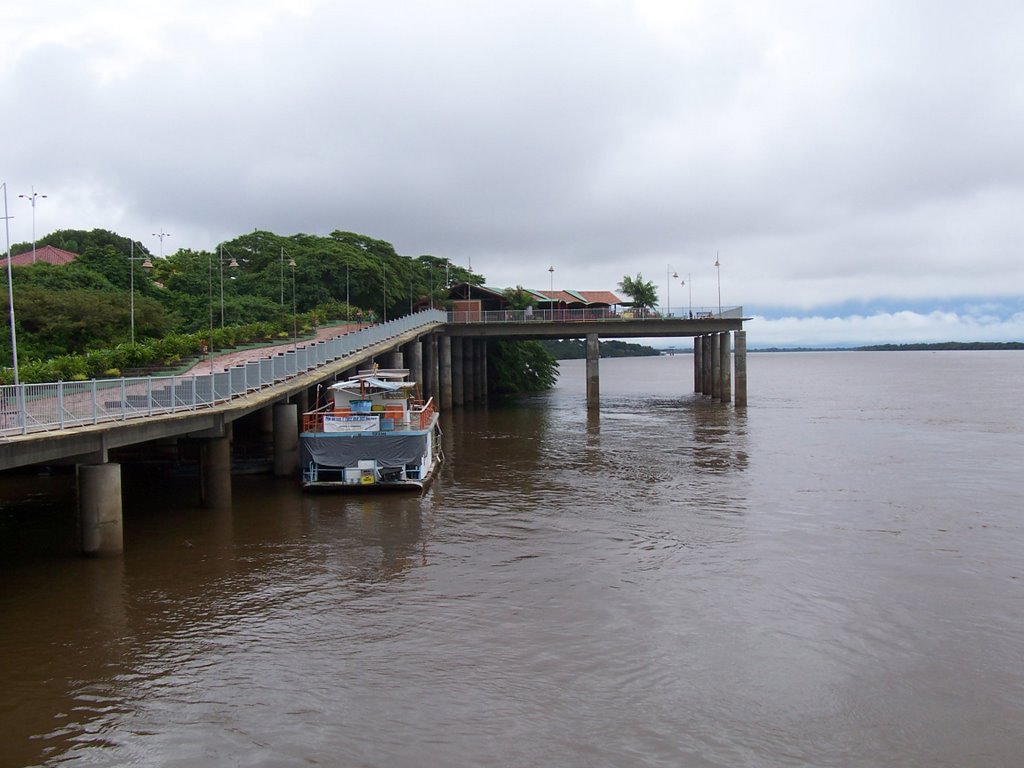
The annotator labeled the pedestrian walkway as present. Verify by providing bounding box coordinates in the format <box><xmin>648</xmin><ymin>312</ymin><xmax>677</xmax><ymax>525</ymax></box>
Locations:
<box><xmin>180</xmin><ymin>323</ymin><xmax>366</xmax><ymax>375</ymax></box>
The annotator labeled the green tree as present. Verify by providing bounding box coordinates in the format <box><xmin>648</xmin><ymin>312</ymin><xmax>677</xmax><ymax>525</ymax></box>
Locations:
<box><xmin>502</xmin><ymin>285</ymin><xmax>536</xmax><ymax>310</ymax></box>
<box><xmin>488</xmin><ymin>340</ymin><xmax>558</xmax><ymax>394</ymax></box>
<box><xmin>617</xmin><ymin>273</ymin><xmax>658</xmax><ymax>316</ymax></box>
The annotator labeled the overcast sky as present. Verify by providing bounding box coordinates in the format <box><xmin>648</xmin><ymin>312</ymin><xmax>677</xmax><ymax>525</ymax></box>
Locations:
<box><xmin>3</xmin><ymin>0</ymin><xmax>1022</xmax><ymax>346</ymax></box>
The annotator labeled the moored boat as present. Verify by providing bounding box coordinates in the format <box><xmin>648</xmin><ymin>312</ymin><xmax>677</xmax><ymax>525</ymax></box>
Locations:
<box><xmin>299</xmin><ymin>368</ymin><xmax>442</xmax><ymax>490</ymax></box>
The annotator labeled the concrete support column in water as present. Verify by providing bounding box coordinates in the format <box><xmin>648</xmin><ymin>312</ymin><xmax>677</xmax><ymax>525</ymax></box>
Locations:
<box><xmin>452</xmin><ymin>336</ymin><xmax>465</xmax><ymax>406</ymax></box>
<box><xmin>405</xmin><ymin>339</ymin><xmax>423</xmax><ymax>391</ymax></box>
<box><xmin>719</xmin><ymin>332</ymin><xmax>732</xmax><ymax>403</ymax></box>
<box><xmin>292</xmin><ymin>390</ymin><xmax>309</xmax><ymax>425</ymax></box>
<box><xmin>386</xmin><ymin>350</ymin><xmax>404</xmax><ymax>369</ymax></box>
<box><xmin>200</xmin><ymin>433</ymin><xmax>232</xmax><ymax>509</ymax></box>
<box><xmin>735</xmin><ymin>330</ymin><xmax>748</xmax><ymax>407</ymax></box>
<box><xmin>463</xmin><ymin>338</ymin><xmax>476</xmax><ymax>403</ymax></box>
<box><xmin>586</xmin><ymin>332</ymin><xmax>600</xmax><ymax>409</ymax></box>
<box><xmin>694</xmin><ymin>335</ymin><xmax>703</xmax><ymax>393</ymax></box>
<box><xmin>711</xmin><ymin>332</ymin><xmax>721</xmax><ymax>399</ymax></box>
<box><xmin>273</xmin><ymin>402</ymin><xmax>299</xmax><ymax>476</ymax></box>
<box><xmin>439</xmin><ymin>335</ymin><xmax>453</xmax><ymax>411</ymax></box>
<box><xmin>477</xmin><ymin>339</ymin><xmax>488</xmax><ymax>401</ymax></box>
<box><xmin>424</xmin><ymin>334</ymin><xmax>438</xmax><ymax>402</ymax></box>
<box><xmin>702</xmin><ymin>334</ymin><xmax>713</xmax><ymax>395</ymax></box>
<box><xmin>78</xmin><ymin>463</ymin><xmax>123</xmax><ymax>556</ymax></box>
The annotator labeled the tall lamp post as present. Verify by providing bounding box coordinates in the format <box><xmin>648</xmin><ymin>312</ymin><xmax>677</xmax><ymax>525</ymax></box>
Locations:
<box><xmin>17</xmin><ymin>186</ymin><xmax>47</xmax><ymax>264</ymax></box>
<box><xmin>128</xmin><ymin>241</ymin><xmax>154</xmax><ymax>344</ymax></box>
<box><xmin>289</xmin><ymin>256</ymin><xmax>297</xmax><ymax>350</ymax></box>
<box><xmin>218</xmin><ymin>247</ymin><xmax>239</xmax><ymax>328</ymax></box>
<box><xmin>666</xmin><ymin>265</ymin><xmax>678</xmax><ymax>317</ymax></box>
<box><xmin>207</xmin><ymin>248</ymin><xmax>239</xmax><ymax>372</ymax></box>
<box><xmin>3</xmin><ymin>182</ymin><xmax>19</xmax><ymax>386</ymax></box>
<box><xmin>152</xmin><ymin>229</ymin><xmax>170</xmax><ymax>259</ymax></box>
<box><xmin>548</xmin><ymin>265</ymin><xmax>554</xmax><ymax>291</ymax></box>
<box><xmin>714</xmin><ymin>253</ymin><xmax>721</xmax><ymax>316</ymax></box>
<box><xmin>683</xmin><ymin>273</ymin><xmax>692</xmax><ymax>318</ymax></box>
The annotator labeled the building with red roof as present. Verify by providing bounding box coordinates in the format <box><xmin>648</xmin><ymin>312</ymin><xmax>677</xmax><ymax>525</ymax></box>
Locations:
<box><xmin>1</xmin><ymin>244</ymin><xmax>80</xmax><ymax>268</ymax></box>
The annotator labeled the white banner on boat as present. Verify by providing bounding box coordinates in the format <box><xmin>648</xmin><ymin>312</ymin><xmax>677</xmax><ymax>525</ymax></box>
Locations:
<box><xmin>324</xmin><ymin>415</ymin><xmax>380</xmax><ymax>432</ymax></box>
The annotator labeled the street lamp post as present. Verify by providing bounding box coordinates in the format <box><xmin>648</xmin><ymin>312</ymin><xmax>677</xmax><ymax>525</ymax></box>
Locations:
<box><xmin>684</xmin><ymin>273</ymin><xmax>692</xmax><ymax>318</ymax></box>
<box><xmin>346</xmin><ymin>264</ymin><xmax>350</xmax><ymax>325</ymax></box>
<box><xmin>17</xmin><ymin>186</ymin><xmax>47</xmax><ymax>264</ymax></box>
<box><xmin>290</xmin><ymin>257</ymin><xmax>297</xmax><ymax>350</ymax></box>
<box><xmin>714</xmin><ymin>253</ymin><xmax>721</xmax><ymax>316</ymax></box>
<box><xmin>2</xmin><ymin>182</ymin><xmax>19</xmax><ymax>386</ymax></box>
<box><xmin>218</xmin><ymin>246</ymin><xmax>239</xmax><ymax>328</ymax></box>
<box><xmin>208</xmin><ymin>249</ymin><xmax>239</xmax><ymax>372</ymax></box>
<box><xmin>666</xmin><ymin>265</ymin><xmax>678</xmax><ymax>317</ymax></box>
<box><xmin>548</xmin><ymin>265</ymin><xmax>554</xmax><ymax>291</ymax></box>
<box><xmin>382</xmin><ymin>261</ymin><xmax>387</xmax><ymax>323</ymax></box>
<box><xmin>128</xmin><ymin>241</ymin><xmax>154</xmax><ymax>345</ymax></box>
<box><xmin>152</xmin><ymin>230</ymin><xmax>170</xmax><ymax>259</ymax></box>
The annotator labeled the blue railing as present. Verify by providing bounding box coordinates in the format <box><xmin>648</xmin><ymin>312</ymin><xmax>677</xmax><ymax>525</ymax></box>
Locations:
<box><xmin>1</xmin><ymin>310</ymin><xmax>445</xmax><ymax>437</ymax></box>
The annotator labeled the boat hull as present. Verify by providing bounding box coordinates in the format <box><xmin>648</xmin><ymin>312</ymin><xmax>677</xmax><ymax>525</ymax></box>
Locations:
<box><xmin>299</xmin><ymin>418</ymin><xmax>441</xmax><ymax>493</ymax></box>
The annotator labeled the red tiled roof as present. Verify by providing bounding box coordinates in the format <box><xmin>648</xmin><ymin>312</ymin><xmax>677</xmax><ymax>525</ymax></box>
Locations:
<box><xmin>577</xmin><ymin>290</ymin><xmax>624</xmax><ymax>305</ymax></box>
<box><xmin>0</xmin><ymin>244</ymin><xmax>79</xmax><ymax>268</ymax></box>
<box><xmin>530</xmin><ymin>289</ymin><xmax>625</xmax><ymax>305</ymax></box>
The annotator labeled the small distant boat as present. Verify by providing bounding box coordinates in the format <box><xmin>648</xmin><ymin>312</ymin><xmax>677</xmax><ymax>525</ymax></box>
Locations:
<box><xmin>299</xmin><ymin>368</ymin><xmax>442</xmax><ymax>491</ymax></box>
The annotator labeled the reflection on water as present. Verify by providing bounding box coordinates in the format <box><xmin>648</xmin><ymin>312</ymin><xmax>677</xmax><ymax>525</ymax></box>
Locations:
<box><xmin>2</xmin><ymin>353</ymin><xmax>1023</xmax><ymax>767</ymax></box>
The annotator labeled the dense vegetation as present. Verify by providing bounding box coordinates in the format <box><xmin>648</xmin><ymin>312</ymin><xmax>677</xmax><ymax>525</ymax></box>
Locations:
<box><xmin>542</xmin><ymin>339</ymin><xmax>660</xmax><ymax>359</ymax></box>
<box><xmin>2</xmin><ymin>227</ymin><xmax>561</xmax><ymax>391</ymax></box>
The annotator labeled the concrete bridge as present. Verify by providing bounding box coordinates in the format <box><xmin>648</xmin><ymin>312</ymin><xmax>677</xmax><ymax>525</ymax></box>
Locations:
<box><xmin>1</xmin><ymin>307</ymin><xmax>747</xmax><ymax>555</ymax></box>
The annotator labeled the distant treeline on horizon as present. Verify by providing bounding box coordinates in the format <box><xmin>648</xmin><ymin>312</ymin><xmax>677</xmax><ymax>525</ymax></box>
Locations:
<box><xmin>753</xmin><ymin>342</ymin><xmax>1023</xmax><ymax>352</ymax></box>
<box><xmin>543</xmin><ymin>339</ymin><xmax>660</xmax><ymax>359</ymax></box>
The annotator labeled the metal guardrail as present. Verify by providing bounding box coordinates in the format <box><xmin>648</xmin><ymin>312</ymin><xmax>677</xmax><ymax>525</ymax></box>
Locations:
<box><xmin>1</xmin><ymin>310</ymin><xmax>446</xmax><ymax>438</ymax></box>
<box><xmin>445</xmin><ymin>306</ymin><xmax>742</xmax><ymax>323</ymax></box>
<box><xmin>1</xmin><ymin>304</ymin><xmax>743</xmax><ymax>438</ymax></box>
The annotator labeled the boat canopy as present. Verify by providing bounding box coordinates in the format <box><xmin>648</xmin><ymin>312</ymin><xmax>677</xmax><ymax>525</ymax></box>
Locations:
<box><xmin>329</xmin><ymin>377</ymin><xmax>416</xmax><ymax>394</ymax></box>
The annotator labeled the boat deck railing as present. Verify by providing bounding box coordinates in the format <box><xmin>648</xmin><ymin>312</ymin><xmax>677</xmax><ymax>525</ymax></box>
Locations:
<box><xmin>302</xmin><ymin>397</ymin><xmax>437</xmax><ymax>434</ymax></box>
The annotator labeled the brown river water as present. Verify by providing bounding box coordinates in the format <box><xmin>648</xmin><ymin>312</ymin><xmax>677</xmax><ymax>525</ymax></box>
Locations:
<box><xmin>1</xmin><ymin>351</ymin><xmax>1022</xmax><ymax>767</ymax></box>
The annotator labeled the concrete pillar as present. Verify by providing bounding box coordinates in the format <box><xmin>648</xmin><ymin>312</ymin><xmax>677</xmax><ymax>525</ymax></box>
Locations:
<box><xmin>694</xmin><ymin>336</ymin><xmax>703</xmax><ymax>393</ymax></box>
<box><xmin>702</xmin><ymin>334</ymin><xmax>713</xmax><ymax>395</ymax></box>
<box><xmin>386</xmin><ymin>350</ymin><xmax>404</xmax><ymax>369</ymax></box>
<box><xmin>425</xmin><ymin>334</ymin><xmax>438</xmax><ymax>402</ymax></box>
<box><xmin>586</xmin><ymin>332</ymin><xmax>600</xmax><ymax>409</ymax></box>
<box><xmin>405</xmin><ymin>339</ymin><xmax>423</xmax><ymax>393</ymax></box>
<box><xmin>719</xmin><ymin>332</ymin><xmax>732</xmax><ymax>403</ymax></box>
<box><xmin>293</xmin><ymin>389</ymin><xmax>309</xmax><ymax>425</ymax></box>
<box><xmin>452</xmin><ymin>336</ymin><xmax>465</xmax><ymax>406</ymax></box>
<box><xmin>711</xmin><ymin>332</ymin><xmax>721</xmax><ymax>399</ymax></box>
<box><xmin>477</xmin><ymin>339</ymin><xmax>488</xmax><ymax>401</ymax></box>
<box><xmin>735</xmin><ymin>330</ymin><xmax>747</xmax><ymax>407</ymax></box>
<box><xmin>439</xmin><ymin>335</ymin><xmax>453</xmax><ymax>411</ymax></box>
<box><xmin>200</xmin><ymin>434</ymin><xmax>232</xmax><ymax>508</ymax></box>
<box><xmin>273</xmin><ymin>402</ymin><xmax>299</xmax><ymax>476</ymax></box>
<box><xmin>464</xmin><ymin>338</ymin><xmax>476</xmax><ymax>403</ymax></box>
<box><xmin>79</xmin><ymin>463</ymin><xmax>123</xmax><ymax>556</ymax></box>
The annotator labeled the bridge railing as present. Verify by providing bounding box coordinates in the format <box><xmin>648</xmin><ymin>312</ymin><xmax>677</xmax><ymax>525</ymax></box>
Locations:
<box><xmin>445</xmin><ymin>306</ymin><xmax>740</xmax><ymax>323</ymax></box>
<box><xmin>1</xmin><ymin>310</ymin><xmax>446</xmax><ymax>438</ymax></box>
